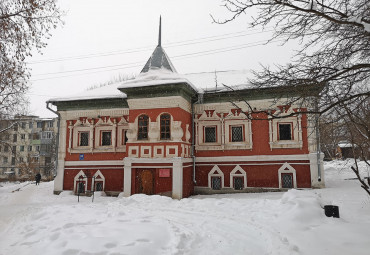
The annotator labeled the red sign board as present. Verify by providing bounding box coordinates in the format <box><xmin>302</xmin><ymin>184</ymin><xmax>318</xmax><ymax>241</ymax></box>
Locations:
<box><xmin>159</xmin><ymin>168</ymin><xmax>170</xmax><ymax>178</ymax></box>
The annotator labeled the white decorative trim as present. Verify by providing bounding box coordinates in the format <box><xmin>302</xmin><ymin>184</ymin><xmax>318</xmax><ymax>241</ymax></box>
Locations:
<box><xmin>153</xmin><ymin>146</ymin><xmax>164</xmax><ymax>158</ymax></box>
<box><xmin>64</xmin><ymin>108</ymin><xmax>129</xmax><ymax>119</ymax></box>
<box><xmin>127</xmin><ymin>96</ymin><xmax>191</xmax><ymax>112</ymax></box>
<box><xmin>269</xmin><ymin>115</ymin><xmax>303</xmax><ymax>149</ymax></box>
<box><xmin>166</xmin><ymin>145</ymin><xmax>178</xmax><ymax>158</ymax></box>
<box><xmin>230</xmin><ymin>165</ymin><xmax>247</xmax><ymax>189</ymax></box>
<box><xmin>224</xmin><ymin>120</ymin><xmax>252</xmax><ymax>150</ymax></box>
<box><xmin>196</xmin><ymin>154</ymin><xmax>310</xmax><ymax>162</ymax></box>
<box><xmin>129</xmin><ymin>146</ymin><xmax>139</xmax><ymax>157</ymax></box>
<box><xmin>278</xmin><ymin>162</ymin><xmax>297</xmax><ymax>189</ymax></box>
<box><xmin>124</xmin><ymin>157</ymin><xmax>193</xmax><ymax>164</ymax></box>
<box><xmin>141</xmin><ymin>146</ymin><xmax>152</xmax><ymax>158</ymax></box>
<box><xmin>74</xmin><ymin>170</ymin><xmax>87</xmax><ymax>193</ymax></box>
<box><xmin>65</xmin><ymin>160</ymin><xmax>124</xmax><ymax>166</ymax></box>
<box><xmin>208</xmin><ymin>165</ymin><xmax>224</xmax><ymax>189</ymax></box>
<box><xmin>91</xmin><ymin>170</ymin><xmax>105</xmax><ymax>191</ymax></box>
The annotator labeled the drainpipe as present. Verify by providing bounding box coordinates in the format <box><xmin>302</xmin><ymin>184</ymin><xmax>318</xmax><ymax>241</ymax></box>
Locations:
<box><xmin>46</xmin><ymin>102</ymin><xmax>60</xmax><ymax>177</ymax></box>
<box><xmin>191</xmin><ymin>93</ymin><xmax>202</xmax><ymax>184</ymax></box>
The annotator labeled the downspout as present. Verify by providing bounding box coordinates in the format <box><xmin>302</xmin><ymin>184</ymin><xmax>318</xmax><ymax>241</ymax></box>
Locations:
<box><xmin>46</xmin><ymin>102</ymin><xmax>60</xmax><ymax>177</ymax></box>
<box><xmin>191</xmin><ymin>93</ymin><xmax>202</xmax><ymax>184</ymax></box>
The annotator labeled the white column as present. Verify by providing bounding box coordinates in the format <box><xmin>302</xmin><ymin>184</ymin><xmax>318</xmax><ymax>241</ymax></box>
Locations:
<box><xmin>123</xmin><ymin>158</ymin><xmax>132</xmax><ymax>197</ymax></box>
<box><xmin>172</xmin><ymin>158</ymin><xmax>183</xmax><ymax>199</ymax></box>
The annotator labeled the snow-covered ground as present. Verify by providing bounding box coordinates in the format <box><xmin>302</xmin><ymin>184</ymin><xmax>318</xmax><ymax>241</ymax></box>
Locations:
<box><xmin>1</xmin><ymin>160</ymin><xmax>370</xmax><ymax>255</ymax></box>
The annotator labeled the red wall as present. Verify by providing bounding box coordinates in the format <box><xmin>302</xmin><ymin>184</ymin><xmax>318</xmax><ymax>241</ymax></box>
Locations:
<box><xmin>183</xmin><ymin>165</ymin><xmax>194</xmax><ymax>198</ymax></box>
<box><xmin>195</xmin><ymin>162</ymin><xmax>311</xmax><ymax>188</ymax></box>
<box><xmin>63</xmin><ymin>168</ymin><xmax>124</xmax><ymax>192</ymax></box>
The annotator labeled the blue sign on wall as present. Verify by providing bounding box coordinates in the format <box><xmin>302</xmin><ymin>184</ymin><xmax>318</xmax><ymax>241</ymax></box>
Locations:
<box><xmin>79</xmin><ymin>154</ymin><xmax>84</xmax><ymax>161</ymax></box>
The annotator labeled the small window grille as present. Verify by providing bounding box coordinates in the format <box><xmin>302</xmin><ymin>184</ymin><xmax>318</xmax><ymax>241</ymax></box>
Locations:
<box><xmin>279</xmin><ymin>124</ymin><xmax>292</xmax><ymax>140</ymax></box>
<box><xmin>138</xmin><ymin>115</ymin><xmax>149</xmax><ymax>140</ymax></box>
<box><xmin>231</xmin><ymin>126</ymin><xmax>243</xmax><ymax>142</ymax></box>
<box><xmin>282</xmin><ymin>174</ymin><xmax>293</xmax><ymax>188</ymax></box>
<box><xmin>234</xmin><ymin>177</ymin><xmax>244</xmax><ymax>190</ymax></box>
<box><xmin>95</xmin><ymin>182</ymin><xmax>103</xmax><ymax>191</ymax></box>
<box><xmin>78</xmin><ymin>182</ymin><xmax>85</xmax><ymax>193</ymax></box>
<box><xmin>205</xmin><ymin>127</ymin><xmax>216</xmax><ymax>143</ymax></box>
<box><xmin>80</xmin><ymin>132</ymin><xmax>89</xmax><ymax>146</ymax></box>
<box><xmin>101</xmin><ymin>131</ymin><xmax>112</xmax><ymax>146</ymax></box>
<box><xmin>160</xmin><ymin>114</ymin><xmax>171</xmax><ymax>140</ymax></box>
<box><xmin>211</xmin><ymin>176</ymin><xmax>221</xmax><ymax>190</ymax></box>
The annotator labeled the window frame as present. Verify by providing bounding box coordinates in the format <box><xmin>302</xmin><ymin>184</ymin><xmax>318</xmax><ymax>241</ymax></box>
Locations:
<box><xmin>204</xmin><ymin>126</ymin><xmax>217</xmax><ymax>143</ymax></box>
<box><xmin>278</xmin><ymin>123</ymin><xmax>293</xmax><ymax>141</ymax></box>
<box><xmin>230</xmin><ymin>125</ymin><xmax>244</xmax><ymax>142</ymax></box>
<box><xmin>79</xmin><ymin>131</ymin><xmax>89</xmax><ymax>147</ymax></box>
<box><xmin>101</xmin><ymin>130</ymin><xmax>112</xmax><ymax>146</ymax></box>
<box><xmin>137</xmin><ymin>115</ymin><xmax>149</xmax><ymax>140</ymax></box>
<box><xmin>160</xmin><ymin>114</ymin><xmax>171</xmax><ymax>140</ymax></box>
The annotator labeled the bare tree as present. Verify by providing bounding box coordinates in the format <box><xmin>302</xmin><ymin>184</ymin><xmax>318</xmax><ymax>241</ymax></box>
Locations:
<box><xmin>0</xmin><ymin>0</ymin><xmax>63</xmax><ymax>116</ymax></box>
<box><xmin>212</xmin><ymin>0</ymin><xmax>369</xmax><ymax>117</ymax></box>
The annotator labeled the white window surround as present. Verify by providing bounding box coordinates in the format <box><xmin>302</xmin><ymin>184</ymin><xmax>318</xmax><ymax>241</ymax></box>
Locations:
<box><xmin>269</xmin><ymin>115</ymin><xmax>303</xmax><ymax>150</ymax></box>
<box><xmin>229</xmin><ymin>165</ymin><xmax>247</xmax><ymax>189</ymax></box>
<box><xmin>224</xmin><ymin>119</ymin><xmax>252</xmax><ymax>150</ymax></box>
<box><xmin>74</xmin><ymin>170</ymin><xmax>87</xmax><ymax>193</ymax></box>
<box><xmin>72</xmin><ymin>126</ymin><xmax>93</xmax><ymax>152</ymax></box>
<box><xmin>278</xmin><ymin>162</ymin><xmax>297</xmax><ymax>189</ymax></box>
<box><xmin>197</xmin><ymin>121</ymin><xmax>222</xmax><ymax>149</ymax></box>
<box><xmin>91</xmin><ymin>170</ymin><xmax>105</xmax><ymax>192</ymax></box>
<box><xmin>208</xmin><ymin>165</ymin><xmax>224</xmax><ymax>189</ymax></box>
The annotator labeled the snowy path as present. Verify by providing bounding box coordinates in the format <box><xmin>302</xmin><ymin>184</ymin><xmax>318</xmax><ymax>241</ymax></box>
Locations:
<box><xmin>1</xmin><ymin>160</ymin><xmax>370</xmax><ymax>255</ymax></box>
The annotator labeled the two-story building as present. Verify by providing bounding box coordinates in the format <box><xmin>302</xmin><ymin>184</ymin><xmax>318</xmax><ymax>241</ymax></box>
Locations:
<box><xmin>48</xmin><ymin>21</ymin><xmax>324</xmax><ymax>198</ymax></box>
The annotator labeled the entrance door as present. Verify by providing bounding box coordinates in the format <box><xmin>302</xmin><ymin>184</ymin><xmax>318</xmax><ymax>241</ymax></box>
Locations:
<box><xmin>140</xmin><ymin>170</ymin><xmax>154</xmax><ymax>195</ymax></box>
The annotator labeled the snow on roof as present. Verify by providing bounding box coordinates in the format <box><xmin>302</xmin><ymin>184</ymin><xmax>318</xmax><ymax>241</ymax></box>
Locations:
<box><xmin>338</xmin><ymin>141</ymin><xmax>353</xmax><ymax>148</ymax></box>
<box><xmin>49</xmin><ymin>70</ymin><xmax>253</xmax><ymax>103</ymax></box>
<box><xmin>118</xmin><ymin>68</ymin><xmax>198</xmax><ymax>91</ymax></box>
<box><xmin>48</xmin><ymin>81</ymin><xmax>127</xmax><ymax>103</ymax></box>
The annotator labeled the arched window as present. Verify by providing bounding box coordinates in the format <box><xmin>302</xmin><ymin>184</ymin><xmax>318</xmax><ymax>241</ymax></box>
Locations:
<box><xmin>138</xmin><ymin>115</ymin><xmax>149</xmax><ymax>140</ymax></box>
<box><xmin>160</xmin><ymin>114</ymin><xmax>171</xmax><ymax>140</ymax></box>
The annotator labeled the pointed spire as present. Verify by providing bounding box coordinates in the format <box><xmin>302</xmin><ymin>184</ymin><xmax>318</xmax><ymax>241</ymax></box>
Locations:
<box><xmin>158</xmin><ymin>16</ymin><xmax>162</xmax><ymax>46</ymax></box>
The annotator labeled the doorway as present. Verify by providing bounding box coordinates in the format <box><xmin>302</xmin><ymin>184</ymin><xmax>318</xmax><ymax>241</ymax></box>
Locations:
<box><xmin>138</xmin><ymin>169</ymin><xmax>154</xmax><ymax>195</ymax></box>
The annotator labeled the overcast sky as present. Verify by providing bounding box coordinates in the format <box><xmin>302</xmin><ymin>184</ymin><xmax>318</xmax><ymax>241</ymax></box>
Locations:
<box><xmin>27</xmin><ymin>0</ymin><xmax>299</xmax><ymax>118</ymax></box>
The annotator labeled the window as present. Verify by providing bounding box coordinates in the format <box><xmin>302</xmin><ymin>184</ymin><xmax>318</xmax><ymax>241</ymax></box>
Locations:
<box><xmin>13</xmin><ymin>124</ymin><xmax>18</xmax><ymax>131</ymax></box>
<box><xmin>13</xmin><ymin>134</ymin><xmax>17</xmax><ymax>142</ymax></box>
<box><xmin>33</xmin><ymin>133</ymin><xmax>40</xmax><ymax>140</ymax></box>
<box><xmin>21</xmin><ymin>122</ymin><xmax>26</xmax><ymax>129</ymax></box>
<box><xmin>37</xmin><ymin>122</ymin><xmax>42</xmax><ymax>128</ymax></box>
<box><xmin>279</xmin><ymin>123</ymin><xmax>292</xmax><ymax>140</ymax></box>
<box><xmin>4</xmin><ymin>146</ymin><xmax>8</xmax><ymax>152</ymax></box>
<box><xmin>79</xmin><ymin>132</ymin><xmax>89</xmax><ymax>146</ymax></box>
<box><xmin>47</xmin><ymin>121</ymin><xmax>53</xmax><ymax>128</ymax></box>
<box><xmin>138</xmin><ymin>115</ymin><xmax>149</xmax><ymax>140</ymax></box>
<box><xmin>29</xmin><ymin>122</ymin><xmax>33</xmax><ymax>128</ymax></box>
<box><xmin>95</xmin><ymin>182</ymin><xmax>103</xmax><ymax>191</ymax></box>
<box><xmin>19</xmin><ymin>157</ymin><xmax>24</xmax><ymax>163</ymax></box>
<box><xmin>42</xmin><ymin>132</ymin><xmax>52</xmax><ymax>139</ymax></box>
<box><xmin>204</xmin><ymin>126</ymin><xmax>216</xmax><ymax>143</ymax></box>
<box><xmin>0</xmin><ymin>146</ymin><xmax>1</xmax><ymax>152</ymax></box>
<box><xmin>12</xmin><ymin>146</ymin><xmax>16</xmax><ymax>154</ymax></box>
<box><xmin>231</xmin><ymin>126</ymin><xmax>243</xmax><ymax>142</ymax></box>
<box><xmin>28</xmin><ymin>146</ymin><xmax>32</xmax><ymax>152</ymax></box>
<box><xmin>11</xmin><ymin>157</ymin><xmax>15</xmax><ymax>165</ymax></box>
<box><xmin>36</xmin><ymin>145</ymin><xmax>40</xmax><ymax>152</ymax></box>
<box><xmin>234</xmin><ymin>177</ymin><xmax>244</xmax><ymax>190</ymax></box>
<box><xmin>211</xmin><ymin>176</ymin><xmax>222</xmax><ymax>190</ymax></box>
<box><xmin>20</xmin><ymin>146</ymin><xmax>24</xmax><ymax>152</ymax></box>
<box><xmin>3</xmin><ymin>157</ymin><xmax>8</xmax><ymax>164</ymax></box>
<box><xmin>123</xmin><ymin>130</ymin><xmax>128</xmax><ymax>145</ymax></box>
<box><xmin>282</xmin><ymin>173</ymin><xmax>293</xmax><ymax>188</ymax></box>
<box><xmin>160</xmin><ymin>114</ymin><xmax>171</xmax><ymax>140</ymax></box>
<box><xmin>21</xmin><ymin>134</ymin><xmax>25</xmax><ymax>140</ymax></box>
<box><xmin>28</xmin><ymin>134</ymin><xmax>32</xmax><ymax>140</ymax></box>
<box><xmin>101</xmin><ymin>131</ymin><xmax>112</xmax><ymax>146</ymax></box>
